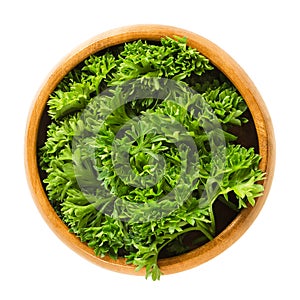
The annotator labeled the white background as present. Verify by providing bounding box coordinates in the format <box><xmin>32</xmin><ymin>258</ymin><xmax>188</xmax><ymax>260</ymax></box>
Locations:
<box><xmin>1</xmin><ymin>0</ymin><xmax>299</xmax><ymax>299</ymax></box>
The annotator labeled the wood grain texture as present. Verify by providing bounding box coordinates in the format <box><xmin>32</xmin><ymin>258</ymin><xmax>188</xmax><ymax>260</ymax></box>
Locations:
<box><xmin>24</xmin><ymin>24</ymin><xmax>275</xmax><ymax>276</ymax></box>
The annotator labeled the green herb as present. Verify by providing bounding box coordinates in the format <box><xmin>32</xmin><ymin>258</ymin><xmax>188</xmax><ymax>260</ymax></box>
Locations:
<box><xmin>39</xmin><ymin>36</ymin><xmax>265</xmax><ymax>280</ymax></box>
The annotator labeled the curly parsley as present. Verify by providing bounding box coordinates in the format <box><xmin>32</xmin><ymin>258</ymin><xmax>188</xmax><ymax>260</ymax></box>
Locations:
<box><xmin>39</xmin><ymin>36</ymin><xmax>264</xmax><ymax>280</ymax></box>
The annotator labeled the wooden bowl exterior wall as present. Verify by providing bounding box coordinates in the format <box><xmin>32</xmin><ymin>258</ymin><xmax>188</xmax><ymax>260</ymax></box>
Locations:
<box><xmin>25</xmin><ymin>25</ymin><xmax>275</xmax><ymax>276</ymax></box>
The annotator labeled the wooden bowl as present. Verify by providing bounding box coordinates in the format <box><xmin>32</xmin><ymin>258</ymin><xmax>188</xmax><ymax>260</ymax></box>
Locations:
<box><xmin>25</xmin><ymin>24</ymin><xmax>275</xmax><ymax>276</ymax></box>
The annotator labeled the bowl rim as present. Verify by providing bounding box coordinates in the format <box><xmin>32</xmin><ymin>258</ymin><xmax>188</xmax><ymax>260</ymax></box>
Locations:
<box><xmin>25</xmin><ymin>24</ymin><xmax>275</xmax><ymax>276</ymax></box>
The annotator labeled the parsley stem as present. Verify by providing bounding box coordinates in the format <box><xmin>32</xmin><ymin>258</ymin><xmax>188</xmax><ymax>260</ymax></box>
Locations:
<box><xmin>158</xmin><ymin>224</ymin><xmax>213</xmax><ymax>254</ymax></box>
<box><xmin>208</xmin><ymin>204</ymin><xmax>216</xmax><ymax>236</ymax></box>
<box><xmin>60</xmin><ymin>180</ymin><xmax>72</xmax><ymax>200</ymax></box>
